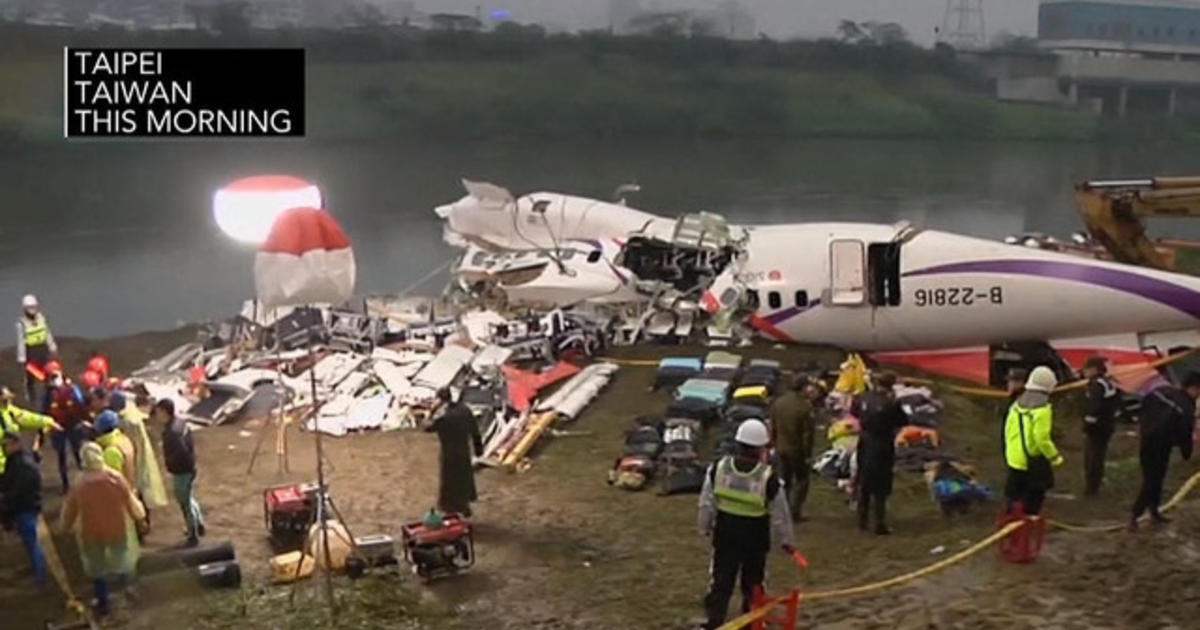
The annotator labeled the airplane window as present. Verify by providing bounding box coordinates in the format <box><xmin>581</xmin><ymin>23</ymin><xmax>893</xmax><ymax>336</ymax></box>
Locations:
<box><xmin>587</xmin><ymin>250</ymin><xmax>602</xmax><ymax>263</ymax></box>
<box><xmin>471</xmin><ymin>251</ymin><xmax>488</xmax><ymax>266</ymax></box>
<box><xmin>559</xmin><ymin>249</ymin><xmax>576</xmax><ymax>261</ymax></box>
<box><xmin>745</xmin><ymin>290</ymin><xmax>760</xmax><ymax>309</ymax></box>
<box><xmin>768</xmin><ymin>291</ymin><xmax>781</xmax><ymax>309</ymax></box>
<box><xmin>795</xmin><ymin>290</ymin><xmax>808</xmax><ymax>307</ymax></box>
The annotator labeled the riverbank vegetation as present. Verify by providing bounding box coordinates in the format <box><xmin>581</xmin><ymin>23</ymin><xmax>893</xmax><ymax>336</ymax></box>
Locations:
<box><xmin>2</xmin><ymin>20</ymin><xmax>1197</xmax><ymax>144</ymax></box>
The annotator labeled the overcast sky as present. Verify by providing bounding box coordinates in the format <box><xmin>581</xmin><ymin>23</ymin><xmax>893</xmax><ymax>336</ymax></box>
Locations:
<box><xmin>417</xmin><ymin>0</ymin><xmax>1042</xmax><ymax>43</ymax></box>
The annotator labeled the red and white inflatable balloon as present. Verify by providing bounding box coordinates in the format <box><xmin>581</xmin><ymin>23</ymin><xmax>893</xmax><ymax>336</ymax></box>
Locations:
<box><xmin>254</xmin><ymin>206</ymin><xmax>356</xmax><ymax>308</ymax></box>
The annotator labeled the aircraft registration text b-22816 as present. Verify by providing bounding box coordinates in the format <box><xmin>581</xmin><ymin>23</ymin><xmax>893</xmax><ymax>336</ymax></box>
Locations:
<box><xmin>913</xmin><ymin>286</ymin><xmax>1003</xmax><ymax>307</ymax></box>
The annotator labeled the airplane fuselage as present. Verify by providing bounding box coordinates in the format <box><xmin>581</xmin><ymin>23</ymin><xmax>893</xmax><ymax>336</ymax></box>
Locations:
<box><xmin>437</xmin><ymin>186</ymin><xmax>1200</xmax><ymax>355</ymax></box>
<box><xmin>734</xmin><ymin>223</ymin><xmax>1200</xmax><ymax>351</ymax></box>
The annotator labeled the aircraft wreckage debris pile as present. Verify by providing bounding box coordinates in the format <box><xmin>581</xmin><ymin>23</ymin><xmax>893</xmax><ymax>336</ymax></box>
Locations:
<box><xmin>125</xmin><ymin>296</ymin><xmax>618</xmax><ymax>469</ymax></box>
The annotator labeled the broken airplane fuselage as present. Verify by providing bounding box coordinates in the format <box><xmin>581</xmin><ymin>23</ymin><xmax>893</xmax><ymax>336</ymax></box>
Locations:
<box><xmin>435</xmin><ymin>180</ymin><xmax>1200</xmax><ymax>376</ymax></box>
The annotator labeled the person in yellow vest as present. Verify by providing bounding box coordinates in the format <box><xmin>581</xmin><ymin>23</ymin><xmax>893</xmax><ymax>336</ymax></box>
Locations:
<box><xmin>0</xmin><ymin>386</ymin><xmax>61</xmax><ymax>474</ymax></box>
<box><xmin>1003</xmin><ymin>366</ymin><xmax>1064</xmax><ymax>516</ymax></box>
<box><xmin>93</xmin><ymin>411</ymin><xmax>136</xmax><ymax>488</ymax></box>
<box><xmin>15</xmin><ymin>294</ymin><xmax>56</xmax><ymax>410</ymax></box>
<box><xmin>697</xmin><ymin>419</ymin><xmax>795</xmax><ymax>630</ymax></box>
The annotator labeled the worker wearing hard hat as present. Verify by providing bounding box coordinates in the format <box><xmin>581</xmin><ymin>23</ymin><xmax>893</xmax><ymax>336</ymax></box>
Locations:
<box><xmin>1003</xmin><ymin>366</ymin><xmax>1065</xmax><ymax>516</ymax></box>
<box><xmin>0</xmin><ymin>386</ymin><xmax>62</xmax><ymax>474</ymax></box>
<box><xmin>45</xmin><ymin>362</ymin><xmax>88</xmax><ymax>492</ymax></box>
<box><xmin>697</xmin><ymin>419</ymin><xmax>795</xmax><ymax>630</ymax></box>
<box><xmin>15</xmin><ymin>294</ymin><xmax>56</xmax><ymax>410</ymax></box>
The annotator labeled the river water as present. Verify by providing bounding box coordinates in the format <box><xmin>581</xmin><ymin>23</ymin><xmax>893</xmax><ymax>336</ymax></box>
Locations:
<box><xmin>2</xmin><ymin>138</ymin><xmax>1199</xmax><ymax>338</ymax></box>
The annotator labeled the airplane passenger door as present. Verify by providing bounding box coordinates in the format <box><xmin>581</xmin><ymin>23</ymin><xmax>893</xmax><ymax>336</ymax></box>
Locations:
<box><xmin>829</xmin><ymin>239</ymin><xmax>866</xmax><ymax>306</ymax></box>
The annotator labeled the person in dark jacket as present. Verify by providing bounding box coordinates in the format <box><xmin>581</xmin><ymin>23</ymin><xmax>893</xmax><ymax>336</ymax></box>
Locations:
<box><xmin>1</xmin><ymin>431</ymin><xmax>47</xmax><ymax>586</ymax></box>
<box><xmin>424</xmin><ymin>388</ymin><xmax>483</xmax><ymax>517</ymax></box>
<box><xmin>154</xmin><ymin>399</ymin><xmax>206</xmax><ymax>546</ymax></box>
<box><xmin>1081</xmin><ymin>357</ymin><xmax>1121</xmax><ymax>496</ymax></box>
<box><xmin>768</xmin><ymin>376</ymin><xmax>815</xmax><ymax>522</ymax></box>
<box><xmin>1129</xmin><ymin>373</ymin><xmax>1199</xmax><ymax>531</ymax></box>
<box><xmin>697</xmin><ymin>419</ymin><xmax>795</xmax><ymax>630</ymax></box>
<box><xmin>853</xmin><ymin>372</ymin><xmax>908</xmax><ymax>535</ymax></box>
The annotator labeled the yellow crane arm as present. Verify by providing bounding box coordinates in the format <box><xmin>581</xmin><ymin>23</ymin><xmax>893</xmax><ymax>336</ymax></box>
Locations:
<box><xmin>1074</xmin><ymin>177</ymin><xmax>1200</xmax><ymax>271</ymax></box>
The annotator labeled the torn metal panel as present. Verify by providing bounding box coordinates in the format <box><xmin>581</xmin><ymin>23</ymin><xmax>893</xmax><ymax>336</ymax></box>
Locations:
<box><xmin>373</xmin><ymin>361</ymin><xmax>414</xmax><ymax>399</ymax></box>
<box><xmin>184</xmin><ymin>384</ymin><xmax>251</xmax><ymax>427</ymax></box>
<box><xmin>132</xmin><ymin>342</ymin><xmax>204</xmax><ymax>379</ymax></box>
<box><xmin>413</xmin><ymin>344</ymin><xmax>475</xmax><ymax>390</ymax></box>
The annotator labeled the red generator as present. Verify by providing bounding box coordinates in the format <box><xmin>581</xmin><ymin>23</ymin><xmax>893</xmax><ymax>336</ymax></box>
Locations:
<box><xmin>263</xmin><ymin>482</ymin><xmax>321</xmax><ymax>551</ymax></box>
<box><xmin>401</xmin><ymin>514</ymin><xmax>475</xmax><ymax>580</ymax></box>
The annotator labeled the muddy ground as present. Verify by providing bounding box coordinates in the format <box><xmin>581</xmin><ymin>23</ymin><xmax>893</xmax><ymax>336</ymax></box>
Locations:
<box><xmin>1</xmin><ymin>332</ymin><xmax>1199</xmax><ymax>629</ymax></box>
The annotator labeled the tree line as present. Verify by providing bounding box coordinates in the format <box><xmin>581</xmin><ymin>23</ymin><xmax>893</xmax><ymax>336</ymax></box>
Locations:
<box><xmin>0</xmin><ymin>16</ymin><xmax>982</xmax><ymax>87</ymax></box>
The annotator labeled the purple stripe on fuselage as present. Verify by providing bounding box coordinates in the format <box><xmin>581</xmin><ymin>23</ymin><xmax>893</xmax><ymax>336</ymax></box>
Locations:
<box><xmin>904</xmin><ymin>259</ymin><xmax>1200</xmax><ymax>320</ymax></box>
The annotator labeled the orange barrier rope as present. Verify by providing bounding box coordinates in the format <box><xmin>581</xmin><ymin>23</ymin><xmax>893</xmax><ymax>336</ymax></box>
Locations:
<box><xmin>713</xmin><ymin>468</ymin><xmax>1200</xmax><ymax>628</ymax></box>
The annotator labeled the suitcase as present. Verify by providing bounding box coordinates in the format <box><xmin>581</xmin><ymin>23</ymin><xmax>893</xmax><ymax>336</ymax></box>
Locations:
<box><xmin>273</xmin><ymin>307</ymin><xmax>326</xmax><ymax>350</ymax></box>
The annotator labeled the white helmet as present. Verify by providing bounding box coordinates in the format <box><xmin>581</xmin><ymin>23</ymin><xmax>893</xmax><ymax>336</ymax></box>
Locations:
<box><xmin>735</xmin><ymin>419</ymin><xmax>770</xmax><ymax>447</ymax></box>
<box><xmin>1025</xmin><ymin>366</ymin><xmax>1058</xmax><ymax>393</ymax></box>
<box><xmin>21</xmin><ymin>294</ymin><xmax>38</xmax><ymax>309</ymax></box>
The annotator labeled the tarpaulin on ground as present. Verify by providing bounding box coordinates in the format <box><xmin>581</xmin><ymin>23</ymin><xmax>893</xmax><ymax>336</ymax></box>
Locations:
<box><xmin>502</xmin><ymin>361</ymin><xmax>582</xmax><ymax>412</ymax></box>
<box><xmin>870</xmin><ymin>349</ymin><xmax>991</xmax><ymax>385</ymax></box>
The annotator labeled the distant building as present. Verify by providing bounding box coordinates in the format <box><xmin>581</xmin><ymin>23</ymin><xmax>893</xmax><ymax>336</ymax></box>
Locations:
<box><xmin>609</xmin><ymin>0</ymin><xmax>639</xmax><ymax>34</ymax></box>
<box><xmin>1039</xmin><ymin>0</ymin><xmax>1200</xmax><ymax>55</ymax></box>
<box><xmin>973</xmin><ymin>1</ymin><xmax>1200</xmax><ymax>117</ymax></box>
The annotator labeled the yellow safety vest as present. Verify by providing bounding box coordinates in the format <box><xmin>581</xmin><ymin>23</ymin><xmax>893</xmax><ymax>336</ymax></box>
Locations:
<box><xmin>0</xmin><ymin>408</ymin><xmax>52</xmax><ymax>470</ymax></box>
<box><xmin>23</xmin><ymin>314</ymin><xmax>49</xmax><ymax>347</ymax></box>
<box><xmin>1004</xmin><ymin>403</ymin><xmax>1062</xmax><ymax>471</ymax></box>
<box><xmin>713</xmin><ymin>456</ymin><xmax>772</xmax><ymax>518</ymax></box>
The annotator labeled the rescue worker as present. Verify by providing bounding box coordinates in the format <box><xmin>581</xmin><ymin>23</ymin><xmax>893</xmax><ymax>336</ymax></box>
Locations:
<box><xmin>0</xmin><ymin>431</ymin><xmax>47</xmax><ymax>587</ymax></box>
<box><xmin>853</xmin><ymin>371</ymin><xmax>908</xmax><ymax>535</ymax></box>
<box><xmin>0</xmin><ymin>386</ymin><xmax>61</xmax><ymax>474</ymax></box>
<box><xmin>697</xmin><ymin>419</ymin><xmax>795</xmax><ymax>630</ymax></box>
<box><xmin>86</xmin><ymin>352</ymin><xmax>110</xmax><ymax>383</ymax></box>
<box><xmin>423</xmin><ymin>388</ymin><xmax>483</xmax><ymax>517</ymax></box>
<box><xmin>1129</xmin><ymin>373</ymin><xmax>1199</xmax><ymax>531</ymax></box>
<box><xmin>769</xmin><ymin>375</ymin><xmax>815</xmax><ymax>522</ymax></box>
<box><xmin>1001</xmin><ymin>368</ymin><xmax>1028</xmax><ymax>456</ymax></box>
<box><xmin>157</xmin><ymin>399</ymin><xmax>207</xmax><ymax>547</ymax></box>
<box><xmin>15</xmin><ymin>294</ymin><xmax>56</xmax><ymax>409</ymax></box>
<box><xmin>112</xmin><ymin>392</ymin><xmax>169</xmax><ymax>530</ymax></box>
<box><xmin>93</xmin><ymin>411</ymin><xmax>137</xmax><ymax>489</ymax></box>
<box><xmin>60</xmin><ymin>442</ymin><xmax>146</xmax><ymax>617</ymax></box>
<box><xmin>1003</xmin><ymin>366</ymin><xmax>1064</xmax><ymax>516</ymax></box>
<box><xmin>80</xmin><ymin>369</ymin><xmax>103</xmax><ymax>392</ymax></box>
<box><xmin>1081</xmin><ymin>356</ymin><xmax>1121</xmax><ymax>496</ymax></box>
<box><xmin>94</xmin><ymin>410</ymin><xmax>144</xmax><ymax>547</ymax></box>
<box><xmin>45</xmin><ymin>363</ymin><xmax>88</xmax><ymax>491</ymax></box>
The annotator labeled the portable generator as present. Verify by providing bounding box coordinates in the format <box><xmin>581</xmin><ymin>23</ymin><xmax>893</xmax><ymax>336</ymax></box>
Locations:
<box><xmin>401</xmin><ymin>514</ymin><xmax>475</xmax><ymax>580</ymax></box>
<box><xmin>263</xmin><ymin>482</ymin><xmax>321</xmax><ymax>551</ymax></box>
